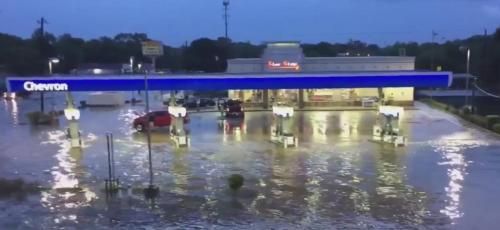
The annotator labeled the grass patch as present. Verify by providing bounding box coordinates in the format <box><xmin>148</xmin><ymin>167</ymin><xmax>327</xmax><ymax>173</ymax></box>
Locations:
<box><xmin>420</xmin><ymin>99</ymin><xmax>500</xmax><ymax>134</ymax></box>
<box><xmin>27</xmin><ymin>111</ymin><xmax>57</xmax><ymax>125</ymax></box>
<box><xmin>493</xmin><ymin>123</ymin><xmax>500</xmax><ymax>134</ymax></box>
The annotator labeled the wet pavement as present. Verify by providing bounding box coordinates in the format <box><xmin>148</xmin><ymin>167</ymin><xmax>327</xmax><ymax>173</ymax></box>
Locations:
<box><xmin>1</xmin><ymin>92</ymin><xmax>500</xmax><ymax>229</ymax></box>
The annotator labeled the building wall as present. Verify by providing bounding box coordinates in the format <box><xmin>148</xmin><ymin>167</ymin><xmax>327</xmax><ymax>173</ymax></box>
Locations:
<box><xmin>227</xmin><ymin>56</ymin><xmax>415</xmax><ymax>74</ymax></box>
<box><xmin>226</xmin><ymin>42</ymin><xmax>417</xmax><ymax>106</ymax></box>
<box><xmin>383</xmin><ymin>87</ymin><xmax>414</xmax><ymax>102</ymax></box>
<box><xmin>226</xmin><ymin>59</ymin><xmax>262</xmax><ymax>73</ymax></box>
<box><xmin>302</xmin><ymin>57</ymin><xmax>415</xmax><ymax>72</ymax></box>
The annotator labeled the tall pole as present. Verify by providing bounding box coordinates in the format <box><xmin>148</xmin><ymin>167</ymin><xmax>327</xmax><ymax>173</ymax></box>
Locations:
<box><xmin>38</xmin><ymin>17</ymin><xmax>48</xmax><ymax>113</ymax></box>
<box><xmin>431</xmin><ymin>30</ymin><xmax>437</xmax><ymax>71</ymax></box>
<box><xmin>223</xmin><ymin>0</ymin><xmax>230</xmax><ymax>39</ymax></box>
<box><xmin>465</xmin><ymin>48</ymin><xmax>471</xmax><ymax>107</ymax></box>
<box><xmin>145</xmin><ymin>68</ymin><xmax>153</xmax><ymax>187</ymax></box>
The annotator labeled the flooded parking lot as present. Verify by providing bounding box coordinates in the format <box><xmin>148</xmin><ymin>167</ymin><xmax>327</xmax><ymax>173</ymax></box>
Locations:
<box><xmin>1</xmin><ymin>93</ymin><xmax>500</xmax><ymax>229</ymax></box>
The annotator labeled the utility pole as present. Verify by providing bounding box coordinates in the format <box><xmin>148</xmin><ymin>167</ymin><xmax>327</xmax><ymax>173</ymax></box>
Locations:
<box><xmin>37</xmin><ymin>17</ymin><xmax>48</xmax><ymax>112</ymax></box>
<box><xmin>431</xmin><ymin>30</ymin><xmax>438</xmax><ymax>71</ymax></box>
<box><xmin>38</xmin><ymin>17</ymin><xmax>47</xmax><ymax>36</ymax></box>
<box><xmin>223</xmin><ymin>0</ymin><xmax>230</xmax><ymax>39</ymax></box>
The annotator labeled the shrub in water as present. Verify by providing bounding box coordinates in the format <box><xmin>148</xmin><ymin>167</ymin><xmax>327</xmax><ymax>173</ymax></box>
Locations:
<box><xmin>0</xmin><ymin>178</ymin><xmax>40</xmax><ymax>198</ymax></box>
<box><xmin>493</xmin><ymin>123</ymin><xmax>500</xmax><ymax>134</ymax></box>
<box><xmin>228</xmin><ymin>174</ymin><xmax>244</xmax><ymax>191</ymax></box>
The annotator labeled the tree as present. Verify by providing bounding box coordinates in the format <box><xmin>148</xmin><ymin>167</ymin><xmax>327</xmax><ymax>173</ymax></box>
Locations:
<box><xmin>55</xmin><ymin>34</ymin><xmax>85</xmax><ymax>73</ymax></box>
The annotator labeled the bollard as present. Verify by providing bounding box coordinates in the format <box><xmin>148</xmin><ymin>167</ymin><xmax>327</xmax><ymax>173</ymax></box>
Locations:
<box><xmin>105</xmin><ymin>133</ymin><xmax>119</xmax><ymax>194</ymax></box>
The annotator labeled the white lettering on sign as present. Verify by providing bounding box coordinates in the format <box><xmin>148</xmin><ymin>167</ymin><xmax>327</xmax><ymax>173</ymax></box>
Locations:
<box><xmin>23</xmin><ymin>81</ymin><xmax>69</xmax><ymax>92</ymax></box>
<box><xmin>267</xmin><ymin>60</ymin><xmax>300</xmax><ymax>71</ymax></box>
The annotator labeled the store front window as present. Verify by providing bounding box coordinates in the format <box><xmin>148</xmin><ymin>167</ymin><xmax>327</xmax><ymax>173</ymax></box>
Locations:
<box><xmin>270</xmin><ymin>89</ymin><xmax>298</xmax><ymax>105</ymax></box>
<box><xmin>305</xmin><ymin>89</ymin><xmax>357</xmax><ymax>102</ymax></box>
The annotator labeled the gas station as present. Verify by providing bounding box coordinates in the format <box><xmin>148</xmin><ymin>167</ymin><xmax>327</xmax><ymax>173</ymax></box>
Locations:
<box><xmin>6</xmin><ymin>71</ymin><xmax>452</xmax><ymax>149</ymax></box>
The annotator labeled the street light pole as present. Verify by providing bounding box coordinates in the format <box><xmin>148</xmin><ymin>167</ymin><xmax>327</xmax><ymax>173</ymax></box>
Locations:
<box><xmin>42</xmin><ymin>58</ymin><xmax>60</xmax><ymax>112</ymax></box>
<box><xmin>465</xmin><ymin>48</ymin><xmax>471</xmax><ymax>107</ymax></box>
<box><xmin>144</xmin><ymin>69</ymin><xmax>154</xmax><ymax>188</ymax></box>
<box><xmin>459</xmin><ymin>46</ymin><xmax>471</xmax><ymax>108</ymax></box>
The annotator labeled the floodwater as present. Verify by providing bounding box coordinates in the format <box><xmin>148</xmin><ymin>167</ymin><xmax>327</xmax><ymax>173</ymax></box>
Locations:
<box><xmin>1</xmin><ymin>92</ymin><xmax>500</xmax><ymax>229</ymax></box>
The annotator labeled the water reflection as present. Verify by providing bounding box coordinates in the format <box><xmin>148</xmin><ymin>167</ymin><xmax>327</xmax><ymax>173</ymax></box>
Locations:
<box><xmin>310</xmin><ymin>112</ymin><xmax>328</xmax><ymax>143</ymax></box>
<box><xmin>170</xmin><ymin>150</ymin><xmax>190</xmax><ymax>196</ymax></box>
<box><xmin>221</xmin><ymin>118</ymin><xmax>246</xmax><ymax>143</ymax></box>
<box><xmin>301</xmin><ymin>150</ymin><xmax>329</xmax><ymax>225</ymax></box>
<box><xmin>432</xmin><ymin>131</ymin><xmax>488</xmax><ymax>224</ymax></box>
<box><xmin>339</xmin><ymin>111</ymin><xmax>360</xmax><ymax>139</ymax></box>
<box><xmin>370</xmin><ymin>145</ymin><xmax>428</xmax><ymax>226</ymax></box>
<box><xmin>3</xmin><ymin>98</ymin><xmax>19</xmax><ymax>125</ymax></box>
<box><xmin>40</xmin><ymin>130</ymin><xmax>97</xmax><ymax>225</ymax></box>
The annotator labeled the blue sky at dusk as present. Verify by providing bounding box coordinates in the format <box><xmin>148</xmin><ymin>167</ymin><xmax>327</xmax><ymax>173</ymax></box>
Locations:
<box><xmin>2</xmin><ymin>0</ymin><xmax>500</xmax><ymax>46</ymax></box>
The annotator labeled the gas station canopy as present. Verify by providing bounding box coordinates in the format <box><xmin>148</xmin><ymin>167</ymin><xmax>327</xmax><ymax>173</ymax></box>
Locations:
<box><xmin>6</xmin><ymin>71</ymin><xmax>452</xmax><ymax>92</ymax></box>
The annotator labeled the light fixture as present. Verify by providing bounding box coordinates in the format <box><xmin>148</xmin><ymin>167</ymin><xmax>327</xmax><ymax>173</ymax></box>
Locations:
<box><xmin>64</xmin><ymin>107</ymin><xmax>81</xmax><ymax>120</ymax></box>
<box><xmin>168</xmin><ymin>106</ymin><xmax>187</xmax><ymax>117</ymax></box>
<box><xmin>92</xmin><ymin>68</ymin><xmax>103</xmax><ymax>74</ymax></box>
<box><xmin>49</xmin><ymin>58</ymin><xmax>60</xmax><ymax>64</ymax></box>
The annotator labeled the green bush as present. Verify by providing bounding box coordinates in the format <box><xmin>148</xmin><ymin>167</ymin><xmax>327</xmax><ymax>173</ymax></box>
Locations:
<box><xmin>493</xmin><ymin>123</ymin><xmax>500</xmax><ymax>134</ymax></box>
<box><xmin>228</xmin><ymin>174</ymin><xmax>244</xmax><ymax>191</ymax></box>
<box><xmin>486</xmin><ymin>115</ymin><xmax>500</xmax><ymax>129</ymax></box>
<box><xmin>467</xmin><ymin>114</ymin><xmax>489</xmax><ymax>128</ymax></box>
<box><xmin>0</xmin><ymin>178</ymin><xmax>40</xmax><ymax>198</ymax></box>
<box><xmin>420</xmin><ymin>99</ymin><xmax>449</xmax><ymax>111</ymax></box>
<box><xmin>27</xmin><ymin>112</ymin><xmax>54</xmax><ymax>125</ymax></box>
<box><xmin>447</xmin><ymin>106</ymin><xmax>459</xmax><ymax>114</ymax></box>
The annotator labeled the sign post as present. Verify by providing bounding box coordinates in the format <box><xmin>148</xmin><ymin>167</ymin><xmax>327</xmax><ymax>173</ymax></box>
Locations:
<box><xmin>141</xmin><ymin>40</ymin><xmax>163</xmax><ymax>198</ymax></box>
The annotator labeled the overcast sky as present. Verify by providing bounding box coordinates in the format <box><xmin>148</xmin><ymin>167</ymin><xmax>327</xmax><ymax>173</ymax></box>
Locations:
<box><xmin>2</xmin><ymin>0</ymin><xmax>500</xmax><ymax>46</ymax></box>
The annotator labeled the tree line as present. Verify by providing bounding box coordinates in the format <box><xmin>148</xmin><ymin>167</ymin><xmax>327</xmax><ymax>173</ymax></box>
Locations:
<box><xmin>1</xmin><ymin>27</ymin><xmax>499</xmax><ymax>88</ymax></box>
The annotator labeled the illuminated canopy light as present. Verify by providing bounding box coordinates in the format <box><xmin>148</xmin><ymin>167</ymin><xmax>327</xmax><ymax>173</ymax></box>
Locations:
<box><xmin>379</xmin><ymin>106</ymin><xmax>404</xmax><ymax>117</ymax></box>
<box><xmin>49</xmin><ymin>58</ymin><xmax>60</xmax><ymax>64</ymax></box>
<box><xmin>92</xmin><ymin>68</ymin><xmax>103</xmax><ymax>74</ymax></box>
<box><xmin>64</xmin><ymin>107</ymin><xmax>80</xmax><ymax>120</ymax></box>
<box><xmin>168</xmin><ymin>106</ymin><xmax>187</xmax><ymax>117</ymax></box>
<box><xmin>273</xmin><ymin>106</ymin><xmax>294</xmax><ymax>117</ymax></box>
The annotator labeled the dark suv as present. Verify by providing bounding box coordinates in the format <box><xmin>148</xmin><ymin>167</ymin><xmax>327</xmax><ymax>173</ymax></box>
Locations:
<box><xmin>224</xmin><ymin>99</ymin><xmax>244</xmax><ymax>118</ymax></box>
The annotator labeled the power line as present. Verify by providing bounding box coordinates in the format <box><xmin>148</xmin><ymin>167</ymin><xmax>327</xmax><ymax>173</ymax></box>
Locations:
<box><xmin>474</xmin><ymin>83</ymin><xmax>500</xmax><ymax>99</ymax></box>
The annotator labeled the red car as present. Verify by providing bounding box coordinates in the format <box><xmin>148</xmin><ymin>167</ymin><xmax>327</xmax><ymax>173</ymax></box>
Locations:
<box><xmin>133</xmin><ymin>111</ymin><xmax>189</xmax><ymax>132</ymax></box>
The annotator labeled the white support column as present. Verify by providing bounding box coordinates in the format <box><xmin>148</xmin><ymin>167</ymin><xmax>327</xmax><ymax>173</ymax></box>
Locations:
<box><xmin>271</xmin><ymin>105</ymin><xmax>298</xmax><ymax>148</ymax></box>
<box><xmin>168</xmin><ymin>106</ymin><xmax>190</xmax><ymax>148</ymax></box>
<box><xmin>64</xmin><ymin>93</ymin><xmax>81</xmax><ymax>148</ymax></box>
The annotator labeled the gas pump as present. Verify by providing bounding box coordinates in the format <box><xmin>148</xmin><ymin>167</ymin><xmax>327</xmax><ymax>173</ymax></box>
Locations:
<box><xmin>373</xmin><ymin>106</ymin><xmax>406</xmax><ymax>147</ymax></box>
<box><xmin>64</xmin><ymin>93</ymin><xmax>82</xmax><ymax>148</ymax></box>
<box><xmin>168</xmin><ymin>106</ymin><xmax>190</xmax><ymax>148</ymax></box>
<box><xmin>271</xmin><ymin>105</ymin><xmax>298</xmax><ymax>148</ymax></box>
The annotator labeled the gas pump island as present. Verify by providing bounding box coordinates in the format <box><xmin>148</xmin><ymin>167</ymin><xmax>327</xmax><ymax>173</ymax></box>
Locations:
<box><xmin>271</xmin><ymin>105</ymin><xmax>298</xmax><ymax>148</ymax></box>
<box><xmin>373</xmin><ymin>106</ymin><xmax>407</xmax><ymax>147</ymax></box>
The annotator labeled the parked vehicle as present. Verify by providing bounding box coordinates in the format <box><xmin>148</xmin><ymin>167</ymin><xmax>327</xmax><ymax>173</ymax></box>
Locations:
<box><xmin>224</xmin><ymin>99</ymin><xmax>244</xmax><ymax>118</ymax></box>
<box><xmin>183</xmin><ymin>98</ymin><xmax>198</xmax><ymax>108</ymax></box>
<box><xmin>200</xmin><ymin>98</ymin><xmax>216</xmax><ymax>107</ymax></box>
<box><xmin>133</xmin><ymin>110</ymin><xmax>189</xmax><ymax>132</ymax></box>
<box><xmin>183</xmin><ymin>98</ymin><xmax>216</xmax><ymax>108</ymax></box>
<box><xmin>85</xmin><ymin>92</ymin><xmax>125</xmax><ymax>107</ymax></box>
